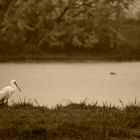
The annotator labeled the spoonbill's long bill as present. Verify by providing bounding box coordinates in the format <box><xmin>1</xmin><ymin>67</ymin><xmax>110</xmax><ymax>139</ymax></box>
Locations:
<box><xmin>0</xmin><ymin>80</ymin><xmax>22</xmax><ymax>105</ymax></box>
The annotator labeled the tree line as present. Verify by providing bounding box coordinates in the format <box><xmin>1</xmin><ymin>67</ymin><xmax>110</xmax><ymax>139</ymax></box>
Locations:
<box><xmin>0</xmin><ymin>0</ymin><xmax>138</xmax><ymax>56</ymax></box>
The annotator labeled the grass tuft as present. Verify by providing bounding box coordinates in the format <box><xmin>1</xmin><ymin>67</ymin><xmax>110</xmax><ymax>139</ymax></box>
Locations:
<box><xmin>11</xmin><ymin>98</ymin><xmax>40</xmax><ymax>108</ymax></box>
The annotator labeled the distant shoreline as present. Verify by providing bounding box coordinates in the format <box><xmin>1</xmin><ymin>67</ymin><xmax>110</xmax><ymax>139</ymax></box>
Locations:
<box><xmin>0</xmin><ymin>54</ymin><xmax>140</xmax><ymax>63</ymax></box>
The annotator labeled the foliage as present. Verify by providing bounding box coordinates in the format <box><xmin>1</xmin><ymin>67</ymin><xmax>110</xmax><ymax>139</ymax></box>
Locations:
<box><xmin>0</xmin><ymin>0</ymin><xmax>137</xmax><ymax>55</ymax></box>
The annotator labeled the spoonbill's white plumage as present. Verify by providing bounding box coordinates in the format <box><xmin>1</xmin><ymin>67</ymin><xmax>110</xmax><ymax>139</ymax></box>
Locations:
<box><xmin>0</xmin><ymin>80</ymin><xmax>21</xmax><ymax>105</ymax></box>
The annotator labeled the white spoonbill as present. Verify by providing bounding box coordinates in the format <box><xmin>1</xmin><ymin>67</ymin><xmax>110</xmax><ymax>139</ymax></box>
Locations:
<box><xmin>0</xmin><ymin>80</ymin><xmax>22</xmax><ymax>105</ymax></box>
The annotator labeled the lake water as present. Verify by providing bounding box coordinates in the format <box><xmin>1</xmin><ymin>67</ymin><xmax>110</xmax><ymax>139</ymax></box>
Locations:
<box><xmin>0</xmin><ymin>62</ymin><xmax>139</xmax><ymax>107</ymax></box>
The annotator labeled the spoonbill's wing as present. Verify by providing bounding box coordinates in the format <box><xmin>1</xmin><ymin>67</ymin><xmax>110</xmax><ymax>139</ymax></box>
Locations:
<box><xmin>0</xmin><ymin>86</ymin><xmax>12</xmax><ymax>101</ymax></box>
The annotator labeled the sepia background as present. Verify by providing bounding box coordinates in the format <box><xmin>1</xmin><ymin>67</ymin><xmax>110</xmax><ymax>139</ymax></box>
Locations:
<box><xmin>0</xmin><ymin>0</ymin><xmax>140</xmax><ymax>140</ymax></box>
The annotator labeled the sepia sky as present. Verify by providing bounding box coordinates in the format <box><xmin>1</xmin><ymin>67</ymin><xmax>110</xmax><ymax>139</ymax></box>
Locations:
<box><xmin>127</xmin><ymin>1</ymin><xmax>140</xmax><ymax>18</ymax></box>
<box><xmin>133</xmin><ymin>1</ymin><xmax>140</xmax><ymax>13</ymax></box>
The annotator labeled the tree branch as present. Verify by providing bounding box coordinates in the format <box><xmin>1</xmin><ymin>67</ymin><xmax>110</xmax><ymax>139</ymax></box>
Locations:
<box><xmin>56</xmin><ymin>0</ymin><xmax>75</xmax><ymax>23</ymax></box>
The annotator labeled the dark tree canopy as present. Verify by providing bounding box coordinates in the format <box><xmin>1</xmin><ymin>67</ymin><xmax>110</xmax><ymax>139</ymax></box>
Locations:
<box><xmin>0</xmin><ymin>0</ymin><xmax>138</xmax><ymax>55</ymax></box>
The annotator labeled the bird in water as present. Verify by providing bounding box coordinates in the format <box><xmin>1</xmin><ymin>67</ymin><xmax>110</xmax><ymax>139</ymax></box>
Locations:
<box><xmin>0</xmin><ymin>80</ymin><xmax>22</xmax><ymax>105</ymax></box>
<box><xmin>110</xmin><ymin>72</ymin><xmax>116</xmax><ymax>75</ymax></box>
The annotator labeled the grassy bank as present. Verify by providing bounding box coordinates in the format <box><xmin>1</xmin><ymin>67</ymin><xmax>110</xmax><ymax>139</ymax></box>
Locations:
<box><xmin>0</xmin><ymin>100</ymin><xmax>140</xmax><ymax>140</ymax></box>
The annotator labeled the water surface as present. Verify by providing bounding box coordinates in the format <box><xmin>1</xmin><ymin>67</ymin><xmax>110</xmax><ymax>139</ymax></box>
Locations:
<box><xmin>0</xmin><ymin>62</ymin><xmax>139</xmax><ymax>106</ymax></box>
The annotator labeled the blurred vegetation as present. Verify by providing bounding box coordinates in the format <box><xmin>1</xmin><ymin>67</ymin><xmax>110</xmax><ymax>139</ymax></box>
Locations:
<box><xmin>0</xmin><ymin>0</ymin><xmax>140</xmax><ymax>61</ymax></box>
<box><xmin>0</xmin><ymin>99</ymin><xmax>140</xmax><ymax>139</ymax></box>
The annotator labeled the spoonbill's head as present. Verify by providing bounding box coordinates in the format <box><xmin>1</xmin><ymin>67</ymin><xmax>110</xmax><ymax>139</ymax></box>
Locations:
<box><xmin>10</xmin><ymin>79</ymin><xmax>22</xmax><ymax>92</ymax></box>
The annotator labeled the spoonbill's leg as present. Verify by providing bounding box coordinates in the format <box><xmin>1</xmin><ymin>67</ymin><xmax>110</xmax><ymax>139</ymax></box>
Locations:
<box><xmin>5</xmin><ymin>99</ymin><xmax>8</xmax><ymax>106</ymax></box>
